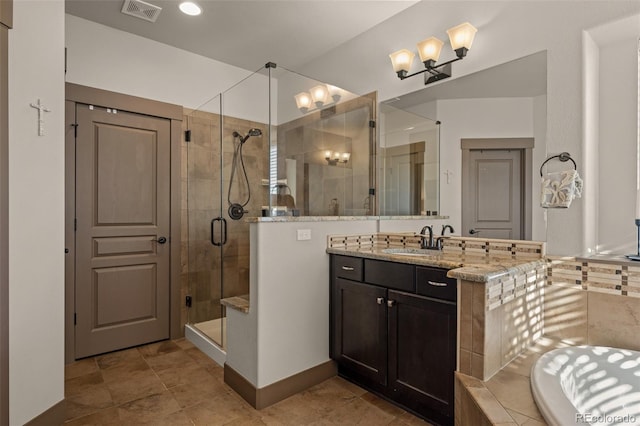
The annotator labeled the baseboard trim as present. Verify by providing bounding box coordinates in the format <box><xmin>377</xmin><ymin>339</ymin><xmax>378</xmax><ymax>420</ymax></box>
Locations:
<box><xmin>224</xmin><ymin>360</ymin><xmax>337</xmax><ymax>410</ymax></box>
<box><xmin>25</xmin><ymin>399</ymin><xmax>65</xmax><ymax>426</ymax></box>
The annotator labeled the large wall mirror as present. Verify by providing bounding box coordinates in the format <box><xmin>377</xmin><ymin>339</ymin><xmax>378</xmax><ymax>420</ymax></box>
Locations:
<box><xmin>378</xmin><ymin>51</ymin><xmax>547</xmax><ymax>242</ymax></box>
<box><xmin>378</xmin><ymin>104</ymin><xmax>439</xmax><ymax>216</ymax></box>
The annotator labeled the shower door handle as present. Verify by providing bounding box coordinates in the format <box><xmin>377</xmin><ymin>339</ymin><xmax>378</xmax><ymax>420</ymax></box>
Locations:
<box><xmin>211</xmin><ymin>218</ymin><xmax>218</xmax><ymax>246</ymax></box>
<box><xmin>211</xmin><ymin>217</ymin><xmax>228</xmax><ymax>247</ymax></box>
<box><xmin>221</xmin><ymin>217</ymin><xmax>228</xmax><ymax>246</ymax></box>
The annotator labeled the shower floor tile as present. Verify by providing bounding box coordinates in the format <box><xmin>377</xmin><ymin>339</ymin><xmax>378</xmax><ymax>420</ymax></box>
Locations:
<box><xmin>63</xmin><ymin>338</ymin><xmax>434</xmax><ymax>425</ymax></box>
<box><xmin>194</xmin><ymin>317</ymin><xmax>226</xmax><ymax>348</ymax></box>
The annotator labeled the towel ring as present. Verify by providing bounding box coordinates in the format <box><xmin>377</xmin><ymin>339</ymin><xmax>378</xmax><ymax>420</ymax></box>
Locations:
<box><xmin>539</xmin><ymin>152</ymin><xmax>577</xmax><ymax>177</ymax></box>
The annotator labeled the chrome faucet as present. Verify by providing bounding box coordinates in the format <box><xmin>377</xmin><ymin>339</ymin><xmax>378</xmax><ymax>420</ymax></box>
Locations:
<box><xmin>419</xmin><ymin>225</ymin><xmax>433</xmax><ymax>249</ymax></box>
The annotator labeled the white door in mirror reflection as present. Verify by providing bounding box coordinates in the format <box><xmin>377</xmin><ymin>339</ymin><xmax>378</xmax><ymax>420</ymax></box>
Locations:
<box><xmin>463</xmin><ymin>149</ymin><xmax>523</xmax><ymax>239</ymax></box>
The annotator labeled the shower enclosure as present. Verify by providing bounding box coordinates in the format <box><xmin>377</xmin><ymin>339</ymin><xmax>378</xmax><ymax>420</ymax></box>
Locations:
<box><xmin>183</xmin><ymin>64</ymin><xmax>375</xmax><ymax>353</ymax></box>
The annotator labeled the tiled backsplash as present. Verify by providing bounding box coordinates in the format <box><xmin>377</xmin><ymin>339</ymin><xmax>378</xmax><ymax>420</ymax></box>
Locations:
<box><xmin>545</xmin><ymin>256</ymin><xmax>640</xmax><ymax>351</ymax></box>
<box><xmin>548</xmin><ymin>256</ymin><xmax>640</xmax><ymax>297</ymax></box>
<box><xmin>327</xmin><ymin>233</ymin><xmax>545</xmax><ymax>260</ymax></box>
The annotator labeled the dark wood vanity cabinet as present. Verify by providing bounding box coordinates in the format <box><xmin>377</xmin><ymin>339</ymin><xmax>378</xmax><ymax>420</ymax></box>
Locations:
<box><xmin>330</xmin><ymin>255</ymin><xmax>456</xmax><ymax>426</ymax></box>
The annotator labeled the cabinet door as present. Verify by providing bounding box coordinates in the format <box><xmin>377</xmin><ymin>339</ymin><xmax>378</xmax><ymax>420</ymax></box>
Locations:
<box><xmin>332</xmin><ymin>278</ymin><xmax>387</xmax><ymax>387</ymax></box>
<box><xmin>388</xmin><ymin>290</ymin><xmax>456</xmax><ymax>424</ymax></box>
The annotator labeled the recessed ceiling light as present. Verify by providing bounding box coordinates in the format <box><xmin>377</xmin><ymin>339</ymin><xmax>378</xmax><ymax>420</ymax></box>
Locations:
<box><xmin>179</xmin><ymin>1</ymin><xmax>201</xmax><ymax>16</ymax></box>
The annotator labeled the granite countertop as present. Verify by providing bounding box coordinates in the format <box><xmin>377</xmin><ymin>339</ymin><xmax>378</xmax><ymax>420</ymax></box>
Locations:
<box><xmin>326</xmin><ymin>246</ymin><xmax>546</xmax><ymax>283</ymax></box>
<box><xmin>576</xmin><ymin>253</ymin><xmax>640</xmax><ymax>266</ymax></box>
<box><xmin>245</xmin><ymin>215</ymin><xmax>449</xmax><ymax>223</ymax></box>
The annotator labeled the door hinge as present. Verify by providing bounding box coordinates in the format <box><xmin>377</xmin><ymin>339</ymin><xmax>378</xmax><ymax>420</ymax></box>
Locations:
<box><xmin>71</xmin><ymin>123</ymin><xmax>78</xmax><ymax>138</ymax></box>
<box><xmin>74</xmin><ymin>313</ymin><xmax>77</xmax><ymax>325</ymax></box>
<box><xmin>185</xmin><ymin>295</ymin><xmax>192</xmax><ymax>308</ymax></box>
<box><xmin>369</xmin><ymin>120</ymin><xmax>376</xmax><ymax>128</ymax></box>
<box><xmin>185</xmin><ymin>130</ymin><xmax>191</xmax><ymax>142</ymax></box>
<box><xmin>74</xmin><ymin>218</ymin><xmax>77</xmax><ymax>231</ymax></box>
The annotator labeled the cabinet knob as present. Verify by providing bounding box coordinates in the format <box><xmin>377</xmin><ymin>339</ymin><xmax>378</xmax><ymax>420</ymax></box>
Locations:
<box><xmin>387</xmin><ymin>299</ymin><xmax>395</xmax><ymax>308</ymax></box>
<box><xmin>376</xmin><ymin>297</ymin><xmax>384</xmax><ymax>305</ymax></box>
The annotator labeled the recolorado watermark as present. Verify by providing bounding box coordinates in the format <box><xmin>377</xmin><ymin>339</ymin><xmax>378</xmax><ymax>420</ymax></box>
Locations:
<box><xmin>576</xmin><ymin>413</ymin><xmax>637</xmax><ymax>424</ymax></box>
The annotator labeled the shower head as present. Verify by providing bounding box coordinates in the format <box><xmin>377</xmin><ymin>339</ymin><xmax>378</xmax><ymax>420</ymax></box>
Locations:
<box><xmin>234</xmin><ymin>128</ymin><xmax>263</xmax><ymax>144</ymax></box>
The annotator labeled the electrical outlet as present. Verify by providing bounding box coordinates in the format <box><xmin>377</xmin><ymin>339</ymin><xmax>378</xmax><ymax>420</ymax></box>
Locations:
<box><xmin>297</xmin><ymin>229</ymin><xmax>311</xmax><ymax>241</ymax></box>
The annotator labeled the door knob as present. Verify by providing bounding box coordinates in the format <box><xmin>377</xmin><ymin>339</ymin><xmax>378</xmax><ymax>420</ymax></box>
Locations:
<box><xmin>154</xmin><ymin>236</ymin><xmax>167</xmax><ymax>244</ymax></box>
<box><xmin>469</xmin><ymin>229</ymin><xmax>480</xmax><ymax>235</ymax></box>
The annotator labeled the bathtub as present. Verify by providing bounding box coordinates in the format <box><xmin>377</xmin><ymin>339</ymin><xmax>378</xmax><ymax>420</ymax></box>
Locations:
<box><xmin>531</xmin><ymin>346</ymin><xmax>640</xmax><ymax>425</ymax></box>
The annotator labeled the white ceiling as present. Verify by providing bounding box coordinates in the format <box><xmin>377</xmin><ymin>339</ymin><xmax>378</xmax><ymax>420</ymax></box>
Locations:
<box><xmin>65</xmin><ymin>0</ymin><xmax>419</xmax><ymax>72</ymax></box>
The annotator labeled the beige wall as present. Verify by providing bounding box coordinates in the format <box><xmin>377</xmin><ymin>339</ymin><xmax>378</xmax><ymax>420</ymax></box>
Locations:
<box><xmin>0</xmin><ymin>2</ymin><xmax>9</xmax><ymax>424</ymax></box>
<box><xmin>8</xmin><ymin>1</ymin><xmax>65</xmax><ymax>424</ymax></box>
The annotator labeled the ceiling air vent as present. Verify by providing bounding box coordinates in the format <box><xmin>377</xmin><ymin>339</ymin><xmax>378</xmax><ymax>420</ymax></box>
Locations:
<box><xmin>121</xmin><ymin>0</ymin><xmax>162</xmax><ymax>23</ymax></box>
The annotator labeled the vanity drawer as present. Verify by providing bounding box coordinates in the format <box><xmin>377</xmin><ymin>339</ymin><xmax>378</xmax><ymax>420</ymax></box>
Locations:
<box><xmin>333</xmin><ymin>255</ymin><xmax>363</xmax><ymax>281</ymax></box>
<box><xmin>364</xmin><ymin>259</ymin><xmax>415</xmax><ymax>292</ymax></box>
<box><xmin>416</xmin><ymin>267</ymin><xmax>457</xmax><ymax>302</ymax></box>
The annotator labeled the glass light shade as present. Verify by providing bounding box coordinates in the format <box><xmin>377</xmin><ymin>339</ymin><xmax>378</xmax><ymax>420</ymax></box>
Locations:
<box><xmin>446</xmin><ymin>22</ymin><xmax>477</xmax><ymax>51</ymax></box>
<box><xmin>295</xmin><ymin>92</ymin><xmax>312</xmax><ymax>111</ymax></box>
<box><xmin>310</xmin><ymin>85</ymin><xmax>329</xmax><ymax>107</ymax></box>
<box><xmin>332</xmin><ymin>152</ymin><xmax>341</xmax><ymax>160</ymax></box>
<box><xmin>417</xmin><ymin>37</ymin><xmax>444</xmax><ymax>63</ymax></box>
<box><xmin>341</xmin><ymin>152</ymin><xmax>351</xmax><ymax>162</ymax></box>
<box><xmin>179</xmin><ymin>2</ymin><xmax>202</xmax><ymax>16</ymax></box>
<box><xmin>326</xmin><ymin>84</ymin><xmax>342</xmax><ymax>103</ymax></box>
<box><xmin>324</xmin><ymin>150</ymin><xmax>332</xmax><ymax>159</ymax></box>
<box><xmin>389</xmin><ymin>49</ymin><xmax>415</xmax><ymax>73</ymax></box>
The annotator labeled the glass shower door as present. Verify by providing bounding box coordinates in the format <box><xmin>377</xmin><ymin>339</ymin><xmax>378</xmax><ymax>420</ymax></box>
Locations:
<box><xmin>219</xmin><ymin>68</ymin><xmax>270</xmax><ymax>326</ymax></box>
<box><xmin>185</xmin><ymin>95</ymin><xmax>226</xmax><ymax>348</ymax></box>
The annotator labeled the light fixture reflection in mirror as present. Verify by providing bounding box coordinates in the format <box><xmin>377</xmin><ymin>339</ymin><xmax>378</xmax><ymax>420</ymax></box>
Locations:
<box><xmin>325</xmin><ymin>150</ymin><xmax>350</xmax><ymax>166</ymax></box>
<box><xmin>295</xmin><ymin>84</ymin><xmax>343</xmax><ymax>114</ymax></box>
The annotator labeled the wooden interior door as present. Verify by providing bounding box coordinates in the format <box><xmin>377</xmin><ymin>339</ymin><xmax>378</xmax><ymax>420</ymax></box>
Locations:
<box><xmin>74</xmin><ymin>104</ymin><xmax>171</xmax><ymax>358</ymax></box>
<box><xmin>462</xmin><ymin>149</ymin><xmax>523</xmax><ymax>239</ymax></box>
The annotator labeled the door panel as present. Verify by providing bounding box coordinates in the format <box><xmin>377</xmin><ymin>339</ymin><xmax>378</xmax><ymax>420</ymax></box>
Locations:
<box><xmin>75</xmin><ymin>105</ymin><xmax>170</xmax><ymax>358</ymax></box>
<box><xmin>388</xmin><ymin>290</ymin><xmax>456</xmax><ymax>421</ymax></box>
<box><xmin>332</xmin><ymin>278</ymin><xmax>387</xmax><ymax>387</ymax></box>
<box><xmin>95</xmin><ymin>124</ymin><xmax>157</xmax><ymax>225</ymax></box>
<box><xmin>463</xmin><ymin>149</ymin><xmax>522</xmax><ymax>239</ymax></box>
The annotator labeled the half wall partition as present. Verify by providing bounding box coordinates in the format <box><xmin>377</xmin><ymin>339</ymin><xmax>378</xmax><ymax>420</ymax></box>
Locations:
<box><xmin>183</xmin><ymin>64</ymin><xmax>375</xmax><ymax>352</ymax></box>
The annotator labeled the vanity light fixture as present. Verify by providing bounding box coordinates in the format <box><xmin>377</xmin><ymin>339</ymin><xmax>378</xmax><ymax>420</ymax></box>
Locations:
<box><xmin>295</xmin><ymin>84</ymin><xmax>343</xmax><ymax>114</ymax></box>
<box><xmin>179</xmin><ymin>1</ymin><xmax>202</xmax><ymax>16</ymax></box>
<box><xmin>325</xmin><ymin>151</ymin><xmax>350</xmax><ymax>166</ymax></box>
<box><xmin>389</xmin><ymin>22</ymin><xmax>477</xmax><ymax>85</ymax></box>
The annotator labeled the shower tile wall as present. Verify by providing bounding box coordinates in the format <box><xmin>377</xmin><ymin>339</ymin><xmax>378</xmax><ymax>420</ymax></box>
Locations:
<box><xmin>181</xmin><ymin>109</ymin><xmax>268</xmax><ymax>330</ymax></box>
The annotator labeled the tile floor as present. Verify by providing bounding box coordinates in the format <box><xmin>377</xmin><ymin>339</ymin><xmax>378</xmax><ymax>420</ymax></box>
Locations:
<box><xmin>64</xmin><ymin>338</ymin><xmax>433</xmax><ymax>425</ymax></box>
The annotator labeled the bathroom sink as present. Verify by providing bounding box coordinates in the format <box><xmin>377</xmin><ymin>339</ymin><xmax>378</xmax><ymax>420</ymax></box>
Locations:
<box><xmin>382</xmin><ymin>248</ymin><xmax>442</xmax><ymax>256</ymax></box>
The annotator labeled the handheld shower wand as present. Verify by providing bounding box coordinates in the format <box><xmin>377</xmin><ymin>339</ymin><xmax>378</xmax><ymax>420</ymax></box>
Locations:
<box><xmin>228</xmin><ymin>128</ymin><xmax>263</xmax><ymax>220</ymax></box>
<box><xmin>232</xmin><ymin>128</ymin><xmax>262</xmax><ymax>144</ymax></box>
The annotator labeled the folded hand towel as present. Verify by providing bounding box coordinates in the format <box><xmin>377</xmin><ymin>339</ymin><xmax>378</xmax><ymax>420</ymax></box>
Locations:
<box><xmin>540</xmin><ymin>170</ymin><xmax>583</xmax><ymax>208</ymax></box>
